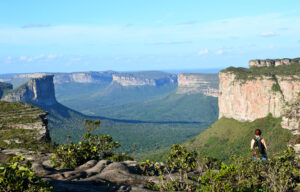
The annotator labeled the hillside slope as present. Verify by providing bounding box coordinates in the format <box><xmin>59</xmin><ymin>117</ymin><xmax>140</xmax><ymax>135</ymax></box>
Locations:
<box><xmin>184</xmin><ymin>116</ymin><xmax>292</xmax><ymax>160</ymax></box>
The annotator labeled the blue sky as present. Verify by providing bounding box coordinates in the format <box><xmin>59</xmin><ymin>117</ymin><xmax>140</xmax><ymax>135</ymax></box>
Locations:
<box><xmin>1</xmin><ymin>0</ymin><xmax>300</xmax><ymax>73</ymax></box>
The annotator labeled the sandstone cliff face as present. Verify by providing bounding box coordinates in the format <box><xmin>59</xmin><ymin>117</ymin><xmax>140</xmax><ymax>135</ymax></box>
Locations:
<box><xmin>176</xmin><ymin>74</ymin><xmax>219</xmax><ymax>97</ymax></box>
<box><xmin>54</xmin><ymin>71</ymin><xmax>115</xmax><ymax>84</ymax></box>
<box><xmin>2</xmin><ymin>75</ymin><xmax>57</xmax><ymax>106</ymax></box>
<box><xmin>112</xmin><ymin>75</ymin><xmax>156</xmax><ymax>86</ymax></box>
<box><xmin>112</xmin><ymin>73</ymin><xmax>177</xmax><ymax>86</ymax></box>
<box><xmin>218</xmin><ymin>72</ymin><xmax>300</xmax><ymax>122</ymax></box>
<box><xmin>248</xmin><ymin>58</ymin><xmax>300</xmax><ymax>67</ymax></box>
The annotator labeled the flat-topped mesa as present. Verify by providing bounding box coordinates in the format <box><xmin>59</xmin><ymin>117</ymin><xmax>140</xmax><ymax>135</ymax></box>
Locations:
<box><xmin>112</xmin><ymin>72</ymin><xmax>177</xmax><ymax>86</ymax></box>
<box><xmin>16</xmin><ymin>73</ymin><xmax>48</xmax><ymax>79</ymax></box>
<box><xmin>2</xmin><ymin>75</ymin><xmax>57</xmax><ymax>106</ymax></box>
<box><xmin>54</xmin><ymin>71</ymin><xmax>116</xmax><ymax>84</ymax></box>
<box><xmin>15</xmin><ymin>71</ymin><xmax>116</xmax><ymax>84</ymax></box>
<box><xmin>176</xmin><ymin>74</ymin><xmax>219</xmax><ymax>97</ymax></box>
<box><xmin>248</xmin><ymin>58</ymin><xmax>292</xmax><ymax>67</ymax></box>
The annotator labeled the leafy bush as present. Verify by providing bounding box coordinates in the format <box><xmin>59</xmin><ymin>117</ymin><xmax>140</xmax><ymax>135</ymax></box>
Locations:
<box><xmin>166</xmin><ymin>144</ymin><xmax>197</xmax><ymax>180</ymax></box>
<box><xmin>0</xmin><ymin>156</ymin><xmax>52</xmax><ymax>192</ymax></box>
<box><xmin>138</xmin><ymin>160</ymin><xmax>164</xmax><ymax>176</ymax></box>
<box><xmin>146</xmin><ymin>146</ymin><xmax>299</xmax><ymax>192</ymax></box>
<box><xmin>51</xmin><ymin>119</ymin><xmax>120</xmax><ymax>168</ymax></box>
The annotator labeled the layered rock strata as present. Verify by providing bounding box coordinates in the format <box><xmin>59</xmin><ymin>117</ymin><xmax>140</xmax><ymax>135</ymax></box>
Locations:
<box><xmin>2</xmin><ymin>75</ymin><xmax>57</xmax><ymax>106</ymax></box>
<box><xmin>219</xmin><ymin>72</ymin><xmax>300</xmax><ymax>121</ymax></box>
<box><xmin>112</xmin><ymin>73</ymin><xmax>177</xmax><ymax>86</ymax></box>
<box><xmin>248</xmin><ymin>58</ymin><xmax>300</xmax><ymax>67</ymax></box>
<box><xmin>0</xmin><ymin>101</ymin><xmax>50</xmax><ymax>142</ymax></box>
<box><xmin>176</xmin><ymin>74</ymin><xmax>219</xmax><ymax>97</ymax></box>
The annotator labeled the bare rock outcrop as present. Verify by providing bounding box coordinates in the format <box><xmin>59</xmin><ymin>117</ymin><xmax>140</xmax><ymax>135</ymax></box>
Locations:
<box><xmin>176</xmin><ymin>74</ymin><xmax>219</xmax><ymax>97</ymax></box>
<box><xmin>36</xmin><ymin>159</ymin><xmax>196</xmax><ymax>192</ymax></box>
<box><xmin>218</xmin><ymin>72</ymin><xmax>300</xmax><ymax>121</ymax></box>
<box><xmin>0</xmin><ymin>101</ymin><xmax>50</xmax><ymax>142</ymax></box>
<box><xmin>248</xmin><ymin>58</ymin><xmax>300</xmax><ymax>68</ymax></box>
<box><xmin>2</xmin><ymin>75</ymin><xmax>57</xmax><ymax>106</ymax></box>
<box><xmin>42</xmin><ymin>160</ymin><xmax>153</xmax><ymax>192</ymax></box>
<box><xmin>112</xmin><ymin>72</ymin><xmax>177</xmax><ymax>87</ymax></box>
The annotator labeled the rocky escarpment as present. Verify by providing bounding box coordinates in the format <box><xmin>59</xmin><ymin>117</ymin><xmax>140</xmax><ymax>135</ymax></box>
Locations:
<box><xmin>1</xmin><ymin>75</ymin><xmax>57</xmax><ymax>106</ymax></box>
<box><xmin>176</xmin><ymin>74</ymin><xmax>219</xmax><ymax>97</ymax></box>
<box><xmin>0</xmin><ymin>101</ymin><xmax>50</xmax><ymax>146</ymax></box>
<box><xmin>219</xmin><ymin>57</ymin><xmax>300</xmax><ymax>156</ymax></box>
<box><xmin>218</xmin><ymin>73</ymin><xmax>300</xmax><ymax>121</ymax></box>
<box><xmin>112</xmin><ymin>72</ymin><xmax>177</xmax><ymax>86</ymax></box>
<box><xmin>0</xmin><ymin>82</ymin><xmax>13</xmax><ymax>98</ymax></box>
<box><xmin>15</xmin><ymin>71</ymin><xmax>116</xmax><ymax>84</ymax></box>
<box><xmin>249</xmin><ymin>57</ymin><xmax>300</xmax><ymax>67</ymax></box>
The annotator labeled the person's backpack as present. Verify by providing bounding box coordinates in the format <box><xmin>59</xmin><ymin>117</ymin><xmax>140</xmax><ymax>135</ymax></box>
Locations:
<box><xmin>253</xmin><ymin>137</ymin><xmax>265</xmax><ymax>155</ymax></box>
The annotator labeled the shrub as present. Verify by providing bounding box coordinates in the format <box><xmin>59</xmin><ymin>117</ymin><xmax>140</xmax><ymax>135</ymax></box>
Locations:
<box><xmin>147</xmin><ymin>146</ymin><xmax>299</xmax><ymax>192</ymax></box>
<box><xmin>167</xmin><ymin>144</ymin><xmax>197</xmax><ymax>180</ymax></box>
<box><xmin>0</xmin><ymin>156</ymin><xmax>52</xmax><ymax>192</ymax></box>
<box><xmin>51</xmin><ymin>119</ymin><xmax>120</xmax><ymax>168</ymax></box>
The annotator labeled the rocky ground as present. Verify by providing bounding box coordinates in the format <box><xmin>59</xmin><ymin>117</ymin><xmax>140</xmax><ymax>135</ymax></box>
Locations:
<box><xmin>0</xmin><ymin>148</ymin><xmax>200</xmax><ymax>192</ymax></box>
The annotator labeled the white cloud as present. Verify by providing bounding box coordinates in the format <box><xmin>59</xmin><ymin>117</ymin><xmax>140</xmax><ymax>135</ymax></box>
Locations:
<box><xmin>48</xmin><ymin>54</ymin><xmax>57</xmax><ymax>59</ymax></box>
<box><xmin>33</xmin><ymin>54</ymin><xmax>44</xmax><ymax>60</ymax></box>
<box><xmin>216</xmin><ymin>50</ymin><xmax>224</xmax><ymax>55</ymax></box>
<box><xmin>198</xmin><ymin>49</ymin><xmax>209</xmax><ymax>55</ymax></box>
<box><xmin>19</xmin><ymin>56</ymin><xmax>27</xmax><ymax>61</ymax></box>
<box><xmin>259</xmin><ymin>31</ymin><xmax>276</xmax><ymax>37</ymax></box>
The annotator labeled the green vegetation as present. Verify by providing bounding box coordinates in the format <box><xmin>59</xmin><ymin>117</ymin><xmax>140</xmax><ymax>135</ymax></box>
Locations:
<box><xmin>2</xmin><ymin>82</ymin><xmax>28</xmax><ymax>97</ymax></box>
<box><xmin>93</xmin><ymin>92</ymin><xmax>218</xmax><ymax>122</ymax></box>
<box><xmin>222</xmin><ymin>58</ymin><xmax>300</xmax><ymax>82</ymax></box>
<box><xmin>0</xmin><ymin>82</ymin><xmax>12</xmax><ymax>98</ymax></box>
<box><xmin>56</xmin><ymin>83</ymin><xmax>218</xmax><ymax>122</ymax></box>
<box><xmin>144</xmin><ymin>144</ymin><xmax>299</xmax><ymax>192</ymax></box>
<box><xmin>51</xmin><ymin>119</ymin><xmax>128</xmax><ymax>168</ymax></box>
<box><xmin>54</xmin><ymin>73</ymin><xmax>218</xmax><ymax>123</ymax></box>
<box><xmin>184</xmin><ymin>115</ymin><xmax>292</xmax><ymax>160</ymax></box>
<box><xmin>0</xmin><ymin>102</ymin><xmax>42</xmax><ymax>124</ymax></box>
<box><xmin>0</xmin><ymin>156</ymin><xmax>52</xmax><ymax>192</ymax></box>
<box><xmin>0</xmin><ymin>128</ymin><xmax>50</xmax><ymax>151</ymax></box>
<box><xmin>43</xmin><ymin>103</ymin><xmax>210</xmax><ymax>159</ymax></box>
<box><xmin>0</xmin><ymin>101</ymin><xmax>53</xmax><ymax>151</ymax></box>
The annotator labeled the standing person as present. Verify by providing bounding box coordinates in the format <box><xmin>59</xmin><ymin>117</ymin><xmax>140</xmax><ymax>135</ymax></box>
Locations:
<box><xmin>251</xmin><ymin>129</ymin><xmax>268</xmax><ymax>161</ymax></box>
